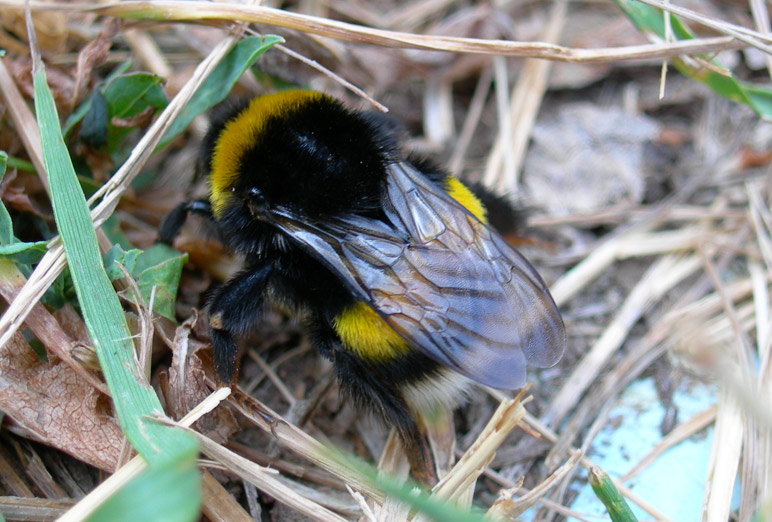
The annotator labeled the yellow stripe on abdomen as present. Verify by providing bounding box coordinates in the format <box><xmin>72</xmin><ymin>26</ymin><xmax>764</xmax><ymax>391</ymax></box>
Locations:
<box><xmin>443</xmin><ymin>177</ymin><xmax>487</xmax><ymax>224</ymax></box>
<box><xmin>332</xmin><ymin>302</ymin><xmax>410</xmax><ymax>361</ymax></box>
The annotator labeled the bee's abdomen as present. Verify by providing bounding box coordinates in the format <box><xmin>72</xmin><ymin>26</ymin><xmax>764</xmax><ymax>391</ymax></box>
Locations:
<box><xmin>329</xmin><ymin>302</ymin><xmax>469</xmax><ymax>418</ymax></box>
<box><xmin>332</xmin><ymin>302</ymin><xmax>410</xmax><ymax>361</ymax></box>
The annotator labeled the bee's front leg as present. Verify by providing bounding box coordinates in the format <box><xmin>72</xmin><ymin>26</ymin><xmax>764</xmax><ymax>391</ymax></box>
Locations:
<box><xmin>159</xmin><ymin>199</ymin><xmax>213</xmax><ymax>244</ymax></box>
<box><xmin>208</xmin><ymin>263</ymin><xmax>273</xmax><ymax>385</ymax></box>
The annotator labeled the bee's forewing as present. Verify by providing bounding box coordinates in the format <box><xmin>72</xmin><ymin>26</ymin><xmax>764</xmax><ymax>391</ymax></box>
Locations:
<box><xmin>271</xmin><ymin>161</ymin><xmax>565</xmax><ymax>390</ymax></box>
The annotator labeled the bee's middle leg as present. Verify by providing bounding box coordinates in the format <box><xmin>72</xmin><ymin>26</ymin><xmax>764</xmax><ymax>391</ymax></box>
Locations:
<box><xmin>208</xmin><ymin>263</ymin><xmax>273</xmax><ymax>384</ymax></box>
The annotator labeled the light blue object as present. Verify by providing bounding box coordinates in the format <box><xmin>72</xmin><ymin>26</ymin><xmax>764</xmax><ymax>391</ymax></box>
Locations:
<box><xmin>568</xmin><ymin>376</ymin><xmax>719</xmax><ymax>521</ymax></box>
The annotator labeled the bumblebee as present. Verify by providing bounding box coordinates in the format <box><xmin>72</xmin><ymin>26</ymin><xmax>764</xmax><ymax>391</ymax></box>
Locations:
<box><xmin>161</xmin><ymin>90</ymin><xmax>565</xmax><ymax>481</ymax></box>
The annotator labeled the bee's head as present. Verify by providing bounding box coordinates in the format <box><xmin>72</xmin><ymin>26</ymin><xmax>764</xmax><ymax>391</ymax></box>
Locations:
<box><xmin>207</xmin><ymin>90</ymin><xmax>395</xmax><ymax>229</ymax></box>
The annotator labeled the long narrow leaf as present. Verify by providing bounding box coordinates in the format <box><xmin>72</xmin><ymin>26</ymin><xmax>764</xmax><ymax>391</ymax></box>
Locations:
<box><xmin>27</xmin><ymin>11</ymin><xmax>200</xmax><ymax>521</ymax></box>
<box><xmin>614</xmin><ymin>0</ymin><xmax>772</xmax><ymax>118</ymax></box>
<box><xmin>32</xmin><ymin>60</ymin><xmax>198</xmax><ymax>468</ymax></box>
<box><xmin>589</xmin><ymin>467</ymin><xmax>639</xmax><ymax>522</ymax></box>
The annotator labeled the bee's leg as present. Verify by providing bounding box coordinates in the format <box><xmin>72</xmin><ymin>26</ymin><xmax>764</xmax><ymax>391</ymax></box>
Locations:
<box><xmin>401</xmin><ymin>424</ymin><xmax>438</xmax><ymax>485</ymax></box>
<box><xmin>208</xmin><ymin>263</ymin><xmax>273</xmax><ymax>384</ymax></box>
<box><xmin>159</xmin><ymin>199</ymin><xmax>213</xmax><ymax>244</ymax></box>
<box><xmin>308</xmin><ymin>333</ymin><xmax>439</xmax><ymax>484</ymax></box>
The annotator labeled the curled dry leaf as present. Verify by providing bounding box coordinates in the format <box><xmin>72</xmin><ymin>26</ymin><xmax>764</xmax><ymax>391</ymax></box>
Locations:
<box><xmin>161</xmin><ymin>313</ymin><xmax>239</xmax><ymax>444</ymax></box>
<box><xmin>5</xmin><ymin>57</ymin><xmax>74</xmax><ymax>109</ymax></box>
<box><xmin>0</xmin><ymin>333</ymin><xmax>122</xmax><ymax>472</ymax></box>
<box><xmin>53</xmin><ymin>304</ymin><xmax>92</xmax><ymax>345</ymax></box>
<box><xmin>71</xmin><ymin>19</ymin><xmax>118</xmax><ymax>107</ymax></box>
<box><xmin>52</xmin><ymin>306</ymin><xmax>102</xmax><ymax>372</ymax></box>
<box><xmin>1</xmin><ymin>172</ymin><xmax>50</xmax><ymax>219</ymax></box>
<box><xmin>111</xmin><ymin>105</ymin><xmax>156</xmax><ymax>129</ymax></box>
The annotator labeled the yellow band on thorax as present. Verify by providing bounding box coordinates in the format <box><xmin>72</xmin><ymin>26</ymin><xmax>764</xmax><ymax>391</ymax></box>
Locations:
<box><xmin>209</xmin><ymin>90</ymin><xmax>328</xmax><ymax>217</ymax></box>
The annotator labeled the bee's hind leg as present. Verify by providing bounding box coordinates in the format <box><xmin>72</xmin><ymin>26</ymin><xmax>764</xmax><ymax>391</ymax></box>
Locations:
<box><xmin>401</xmin><ymin>424</ymin><xmax>439</xmax><ymax>485</ymax></box>
<box><xmin>315</xmin><ymin>343</ymin><xmax>440</xmax><ymax>485</ymax></box>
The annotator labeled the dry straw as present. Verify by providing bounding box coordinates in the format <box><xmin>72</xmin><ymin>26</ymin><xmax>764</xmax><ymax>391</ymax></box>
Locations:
<box><xmin>1</xmin><ymin>0</ymin><xmax>771</xmax><ymax>520</ymax></box>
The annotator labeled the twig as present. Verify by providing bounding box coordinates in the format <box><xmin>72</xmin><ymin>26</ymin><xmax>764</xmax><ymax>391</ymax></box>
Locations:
<box><xmin>1</xmin><ymin>1</ymin><xmax>752</xmax><ymax>63</ymax></box>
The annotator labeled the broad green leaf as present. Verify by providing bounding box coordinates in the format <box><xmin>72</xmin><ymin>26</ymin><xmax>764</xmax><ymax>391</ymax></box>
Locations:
<box><xmin>79</xmin><ymin>87</ymin><xmax>109</xmax><ymax>147</ymax></box>
<box><xmin>132</xmin><ymin>244</ymin><xmax>187</xmax><ymax>320</ymax></box>
<box><xmin>745</xmin><ymin>86</ymin><xmax>772</xmax><ymax>116</ymax></box>
<box><xmin>65</xmin><ymin>70</ymin><xmax>169</xmax><ymax>152</ymax></box>
<box><xmin>158</xmin><ymin>35</ymin><xmax>282</xmax><ymax>149</ymax></box>
<box><xmin>103</xmin><ymin>244</ymin><xmax>142</xmax><ymax>280</ymax></box>
<box><xmin>102</xmin><ymin>72</ymin><xmax>168</xmax><ymax>153</ymax></box>
<box><xmin>63</xmin><ymin>61</ymin><xmax>133</xmax><ymax>137</ymax></box>
<box><xmin>0</xmin><ymin>241</ymin><xmax>48</xmax><ymax>265</ymax></box>
<box><xmin>0</xmin><ymin>151</ymin><xmax>47</xmax><ymax>263</ymax></box>
<box><xmin>102</xmin><ymin>72</ymin><xmax>167</xmax><ymax>119</ymax></box>
<box><xmin>63</xmin><ymin>96</ymin><xmax>93</xmax><ymax>138</ymax></box>
<box><xmin>102</xmin><ymin>234</ymin><xmax>186</xmax><ymax>320</ymax></box>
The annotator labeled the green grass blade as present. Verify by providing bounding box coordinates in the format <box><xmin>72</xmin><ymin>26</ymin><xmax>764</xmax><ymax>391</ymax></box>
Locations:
<box><xmin>589</xmin><ymin>466</ymin><xmax>639</xmax><ymax>522</ymax></box>
<box><xmin>33</xmin><ymin>64</ymin><xmax>198</xmax><ymax>466</ymax></box>
<box><xmin>28</xmin><ymin>15</ymin><xmax>200</xmax><ymax>521</ymax></box>
<box><xmin>325</xmin><ymin>447</ymin><xmax>486</xmax><ymax>522</ymax></box>
<box><xmin>0</xmin><ymin>151</ymin><xmax>9</xmax><ymax>244</ymax></box>
<box><xmin>5</xmin><ymin>154</ymin><xmax>36</xmax><ymax>173</ymax></box>
<box><xmin>613</xmin><ymin>0</ymin><xmax>772</xmax><ymax>118</ymax></box>
<box><xmin>89</xmin><ymin>458</ymin><xmax>200</xmax><ymax>522</ymax></box>
<box><xmin>376</xmin><ymin>477</ymin><xmax>486</xmax><ymax>522</ymax></box>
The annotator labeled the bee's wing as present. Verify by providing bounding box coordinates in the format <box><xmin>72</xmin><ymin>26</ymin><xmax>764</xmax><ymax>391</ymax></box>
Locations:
<box><xmin>271</xmin><ymin>161</ymin><xmax>565</xmax><ymax>390</ymax></box>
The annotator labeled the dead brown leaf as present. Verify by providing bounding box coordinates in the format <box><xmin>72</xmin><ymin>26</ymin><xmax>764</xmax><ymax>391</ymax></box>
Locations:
<box><xmin>0</xmin><ymin>10</ymin><xmax>67</xmax><ymax>55</ymax></box>
<box><xmin>71</xmin><ymin>19</ymin><xmax>119</xmax><ymax>108</ymax></box>
<box><xmin>3</xmin><ymin>182</ymin><xmax>50</xmax><ymax>219</ymax></box>
<box><xmin>5</xmin><ymin>57</ymin><xmax>74</xmax><ymax>111</ymax></box>
<box><xmin>111</xmin><ymin>105</ymin><xmax>156</xmax><ymax>129</ymax></box>
<box><xmin>0</xmin><ymin>333</ymin><xmax>122</xmax><ymax>472</ymax></box>
<box><xmin>739</xmin><ymin>146</ymin><xmax>772</xmax><ymax>169</ymax></box>
<box><xmin>0</xmin><ymin>170</ymin><xmax>48</xmax><ymax>220</ymax></box>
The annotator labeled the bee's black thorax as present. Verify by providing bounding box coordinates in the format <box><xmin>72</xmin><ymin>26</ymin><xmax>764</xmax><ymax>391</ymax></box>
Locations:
<box><xmin>208</xmin><ymin>93</ymin><xmax>397</xmax><ymax>223</ymax></box>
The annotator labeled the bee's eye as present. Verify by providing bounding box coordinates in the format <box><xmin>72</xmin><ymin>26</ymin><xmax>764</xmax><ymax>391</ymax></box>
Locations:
<box><xmin>246</xmin><ymin>187</ymin><xmax>268</xmax><ymax>217</ymax></box>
